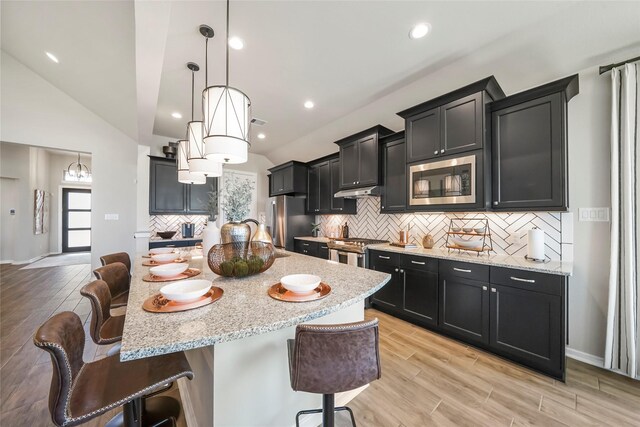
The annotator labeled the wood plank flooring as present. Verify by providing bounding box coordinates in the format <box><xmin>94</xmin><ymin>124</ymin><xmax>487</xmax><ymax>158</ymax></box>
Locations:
<box><xmin>2</xmin><ymin>260</ymin><xmax>640</xmax><ymax>426</ymax></box>
<box><xmin>347</xmin><ymin>309</ymin><xmax>640</xmax><ymax>427</ymax></box>
<box><xmin>0</xmin><ymin>261</ymin><xmax>184</xmax><ymax>427</ymax></box>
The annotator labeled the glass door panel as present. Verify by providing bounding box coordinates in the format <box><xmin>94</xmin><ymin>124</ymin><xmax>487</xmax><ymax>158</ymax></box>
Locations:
<box><xmin>63</xmin><ymin>188</ymin><xmax>91</xmax><ymax>252</ymax></box>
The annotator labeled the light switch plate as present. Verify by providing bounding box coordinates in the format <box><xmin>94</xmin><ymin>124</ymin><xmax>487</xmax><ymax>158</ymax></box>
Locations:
<box><xmin>104</xmin><ymin>213</ymin><xmax>119</xmax><ymax>221</ymax></box>
<box><xmin>578</xmin><ymin>208</ymin><xmax>610</xmax><ymax>222</ymax></box>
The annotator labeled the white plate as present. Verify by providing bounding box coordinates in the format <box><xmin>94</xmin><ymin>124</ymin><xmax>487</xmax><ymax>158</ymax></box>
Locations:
<box><xmin>150</xmin><ymin>247</ymin><xmax>175</xmax><ymax>255</ymax></box>
<box><xmin>280</xmin><ymin>274</ymin><xmax>321</xmax><ymax>294</ymax></box>
<box><xmin>451</xmin><ymin>237</ymin><xmax>483</xmax><ymax>249</ymax></box>
<box><xmin>160</xmin><ymin>279</ymin><xmax>212</xmax><ymax>303</ymax></box>
<box><xmin>150</xmin><ymin>263</ymin><xmax>189</xmax><ymax>278</ymax></box>
<box><xmin>151</xmin><ymin>252</ymin><xmax>180</xmax><ymax>263</ymax></box>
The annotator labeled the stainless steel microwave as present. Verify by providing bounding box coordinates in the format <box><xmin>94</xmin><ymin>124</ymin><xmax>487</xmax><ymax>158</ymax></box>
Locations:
<box><xmin>409</xmin><ymin>154</ymin><xmax>476</xmax><ymax>206</ymax></box>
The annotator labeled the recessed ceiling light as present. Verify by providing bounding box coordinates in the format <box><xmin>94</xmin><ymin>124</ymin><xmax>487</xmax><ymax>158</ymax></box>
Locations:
<box><xmin>171</xmin><ymin>112</ymin><xmax>182</xmax><ymax>119</ymax></box>
<box><xmin>257</xmin><ymin>133</ymin><xmax>266</xmax><ymax>139</ymax></box>
<box><xmin>45</xmin><ymin>52</ymin><xmax>59</xmax><ymax>63</ymax></box>
<box><xmin>304</xmin><ymin>100</ymin><xmax>314</xmax><ymax>109</ymax></box>
<box><xmin>228</xmin><ymin>37</ymin><xmax>244</xmax><ymax>50</ymax></box>
<box><xmin>409</xmin><ymin>23</ymin><xmax>430</xmax><ymax>39</ymax></box>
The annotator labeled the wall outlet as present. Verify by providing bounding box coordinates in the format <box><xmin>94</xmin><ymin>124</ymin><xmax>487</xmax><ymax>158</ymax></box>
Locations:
<box><xmin>578</xmin><ymin>208</ymin><xmax>610</xmax><ymax>222</ymax></box>
<box><xmin>104</xmin><ymin>213</ymin><xmax>119</xmax><ymax>221</ymax></box>
<box><xmin>9</xmin><ymin>209</ymin><xmax>15</xmax><ymax>215</ymax></box>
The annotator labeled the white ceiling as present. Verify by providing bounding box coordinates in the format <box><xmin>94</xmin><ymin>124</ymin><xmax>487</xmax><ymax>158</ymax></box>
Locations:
<box><xmin>1</xmin><ymin>1</ymin><xmax>639</xmax><ymax>161</ymax></box>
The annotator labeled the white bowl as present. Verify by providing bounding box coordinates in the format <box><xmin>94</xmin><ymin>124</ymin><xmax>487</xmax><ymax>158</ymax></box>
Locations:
<box><xmin>160</xmin><ymin>279</ymin><xmax>212</xmax><ymax>303</ymax></box>
<box><xmin>451</xmin><ymin>237</ymin><xmax>483</xmax><ymax>250</ymax></box>
<box><xmin>151</xmin><ymin>252</ymin><xmax>180</xmax><ymax>263</ymax></box>
<box><xmin>150</xmin><ymin>263</ymin><xmax>189</xmax><ymax>278</ymax></box>
<box><xmin>150</xmin><ymin>247</ymin><xmax>175</xmax><ymax>255</ymax></box>
<box><xmin>280</xmin><ymin>274</ymin><xmax>321</xmax><ymax>294</ymax></box>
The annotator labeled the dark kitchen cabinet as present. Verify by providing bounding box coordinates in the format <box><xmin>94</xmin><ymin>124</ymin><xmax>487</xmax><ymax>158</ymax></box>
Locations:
<box><xmin>398</xmin><ymin>77</ymin><xmax>505</xmax><ymax>163</ymax></box>
<box><xmin>491</xmin><ymin>75</ymin><xmax>578</xmax><ymax>211</ymax></box>
<box><xmin>329</xmin><ymin>158</ymin><xmax>356</xmax><ymax>214</ymax></box>
<box><xmin>335</xmin><ymin>125</ymin><xmax>394</xmax><ymax>190</ymax></box>
<box><xmin>269</xmin><ymin>161</ymin><xmax>308</xmax><ymax>196</ymax></box>
<box><xmin>439</xmin><ymin>274</ymin><xmax>490</xmax><ymax>346</ymax></box>
<box><xmin>317</xmin><ymin>242</ymin><xmax>329</xmax><ymax>260</ymax></box>
<box><xmin>307</xmin><ymin>156</ymin><xmax>356</xmax><ymax>214</ymax></box>
<box><xmin>403</xmin><ymin>266</ymin><xmax>438</xmax><ymax>327</ymax></box>
<box><xmin>489</xmin><ymin>284</ymin><xmax>563</xmax><ymax>378</ymax></box>
<box><xmin>307</xmin><ymin>164</ymin><xmax>320</xmax><ymax>213</ymax></box>
<box><xmin>369</xmin><ymin>251</ymin><xmax>403</xmax><ymax>310</ymax></box>
<box><xmin>149</xmin><ymin>156</ymin><xmax>217</xmax><ymax>215</ymax></box>
<box><xmin>294</xmin><ymin>239</ymin><xmax>319</xmax><ymax>257</ymax></box>
<box><xmin>381</xmin><ymin>133</ymin><xmax>406</xmax><ymax>213</ymax></box>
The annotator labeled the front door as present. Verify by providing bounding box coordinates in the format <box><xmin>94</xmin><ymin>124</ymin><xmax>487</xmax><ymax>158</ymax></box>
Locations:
<box><xmin>62</xmin><ymin>188</ymin><xmax>91</xmax><ymax>252</ymax></box>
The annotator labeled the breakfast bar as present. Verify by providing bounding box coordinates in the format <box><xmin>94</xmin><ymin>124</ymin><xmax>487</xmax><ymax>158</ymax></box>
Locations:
<box><xmin>120</xmin><ymin>249</ymin><xmax>391</xmax><ymax>426</ymax></box>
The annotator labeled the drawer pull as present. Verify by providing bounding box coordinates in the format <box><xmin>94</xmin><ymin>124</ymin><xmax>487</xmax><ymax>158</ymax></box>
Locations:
<box><xmin>321</xmin><ymin>246</ymin><xmax>328</xmax><ymax>249</ymax></box>
<box><xmin>378</xmin><ymin>255</ymin><xmax>391</xmax><ymax>260</ymax></box>
<box><xmin>510</xmin><ymin>276</ymin><xmax>536</xmax><ymax>284</ymax></box>
<box><xmin>411</xmin><ymin>260</ymin><xmax>426</xmax><ymax>265</ymax></box>
<box><xmin>491</xmin><ymin>288</ymin><xmax>497</xmax><ymax>293</ymax></box>
<box><xmin>303</xmin><ymin>243</ymin><xmax>310</xmax><ymax>246</ymax></box>
<box><xmin>453</xmin><ymin>267</ymin><xmax>472</xmax><ymax>273</ymax></box>
<box><xmin>482</xmin><ymin>286</ymin><xmax>487</xmax><ymax>291</ymax></box>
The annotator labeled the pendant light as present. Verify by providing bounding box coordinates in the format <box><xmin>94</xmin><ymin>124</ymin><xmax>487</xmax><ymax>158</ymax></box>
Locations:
<box><xmin>201</xmin><ymin>0</ymin><xmax>251</xmax><ymax>164</ymax></box>
<box><xmin>186</xmin><ymin>62</ymin><xmax>223</xmax><ymax>177</ymax></box>
<box><xmin>177</xmin><ymin>137</ymin><xmax>205</xmax><ymax>184</ymax></box>
<box><xmin>67</xmin><ymin>153</ymin><xmax>91</xmax><ymax>181</ymax></box>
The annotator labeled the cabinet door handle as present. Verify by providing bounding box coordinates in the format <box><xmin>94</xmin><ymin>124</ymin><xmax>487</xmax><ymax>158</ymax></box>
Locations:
<box><xmin>353</xmin><ymin>181</ymin><xmax>356</xmax><ymax>184</ymax></box>
<box><xmin>395</xmin><ymin>268</ymin><xmax>399</xmax><ymax>272</ymax></box>
<box><xmin>491</xmin><ymin>288</ymin><xmax>497</xmax><ymax>293</ymax></box>
<box><xmin>378</xmin><ymin>255</ymin><xmax>390</xmax><ymax>260</ymax></box>
<box><xmin>303</xmin><ymin>243</ymin><xmax>310</xmax><ymax>246</ymax></box>
<box><xmin>440</xmin><ymin>149</ymin><xmax>445</xmax><ymax>153</ymax></box>
<box><xmin>510</xmin><ymin>276</ymin><xmax>536</xmax><ymax>284</ymax></box>
<box><xmin>453</xmin><ymin>267</ymin><xmax>472</xmax><ymax>273</ymax></box>
<box><xmin>482</xmin><ymin>286</ymin><xmax>488</xmax><ymax>291</ymax></box>
<box><xmin>399</xmin><ymin>269</ymin><xmax>404</xmax><ymax>274</ymax></box>
<box><xmin>279</xmin><ymin>188</ymin><xmax>284</xmax><ymax>191</ymax></box>
<box><xmin>411</xmin><ymin>260</ymin><xmax>426</xmax><ymax>265</ymax></box>
<box><xmin>493</xmin><ymin>201</ymin><xmax>498</xmax><ymax>206</ymax></box>
<box><xmin>433</xmin><ymin>150</ymin><xmax>438</xmax><ymax>155</ymax></box>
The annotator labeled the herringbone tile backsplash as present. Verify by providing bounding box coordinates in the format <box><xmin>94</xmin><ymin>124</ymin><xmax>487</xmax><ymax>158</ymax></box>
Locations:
<box><xmin>149</xmin><ymin>215</ymin><xmax>208</xmax><ymax>240</ymax></box>
<box><xmin>318</xmin><ymin>198</ymin><xmax>571</xmax><ymax>260</ymax></box>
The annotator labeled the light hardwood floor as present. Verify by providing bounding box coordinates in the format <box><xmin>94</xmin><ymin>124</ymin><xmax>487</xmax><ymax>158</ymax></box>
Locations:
<box><xmin>0</xmin><ymin>262</ymin><xmax>184</xmax><ymax>427</ymax></box>
<box><xmin>2</xmin><ymin>261</ymin><xmax>640</xmax><ymax>426</ymax></box>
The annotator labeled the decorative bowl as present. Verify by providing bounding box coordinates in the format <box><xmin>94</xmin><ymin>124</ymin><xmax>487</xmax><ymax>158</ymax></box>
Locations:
<box><xmin>208</xmin><ymin>241</ymin><xmax>275</xmax><ymax>278</ymax></box>
<box><xmin>451</xmin><ymin>227</ymin><xmax>461</xmax><ymax>232</ymax></box>
<box><xmin>451</xmin><ymin>237</ymin><xmax>483</xmax><ymax>250</ymax></box>
<box><xmin>150</xmin><ymin>247</ymin><xmax>174</xmax><ymax>255</ymax></box>
<box><xmin>474</xmin><ymin>226</ymin><xmax>486</xmax><ymax>234</ymax></box>
<box><xmin>157</xmin><ymin>231</ymin><xmax>177</xmax><ymax>239</ymax></box>
<box><xmin>151</xmin><ymin>252</ymin><xmax>180</xmax><ymax>263</ymax></box>
<box><xmin>150</xmin><ymin>263</ymin><xmax>189</xmax><ymax>278</ymax></box>
<box><xmin>160</xmin><ymin>279</ymin><xmax>212</xmax><ymax>303</ymax></box>
<box><xmin>463</xmin><ymin>227</ymin><xmax>474</xmax><ymax>233</ymax></box>
<box><xmin>280</xmin><ymin>274</ymin><xmax>321</xmax><ymax>294</ymax></box>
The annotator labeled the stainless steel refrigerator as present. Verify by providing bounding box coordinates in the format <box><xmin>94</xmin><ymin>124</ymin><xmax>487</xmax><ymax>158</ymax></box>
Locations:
<box><xmin>267</xmin><ymin>196</ymin><xmax>314</xmax><ymax>251</ymax></box>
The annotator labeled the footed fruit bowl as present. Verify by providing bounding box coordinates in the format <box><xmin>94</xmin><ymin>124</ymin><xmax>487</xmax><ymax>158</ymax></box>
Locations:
<box><xmin>208</xmin><ymin>241</ymin><xmax>275</xmax><ymax>278</ymax></box>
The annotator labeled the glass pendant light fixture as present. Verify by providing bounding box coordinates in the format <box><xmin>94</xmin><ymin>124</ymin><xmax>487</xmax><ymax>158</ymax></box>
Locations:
<box><xmin>201</xmin><ymin>0</ymin><xmax>251</xmax><ymax>164</ymax></box>
<box><xmin>186</xmin><ymin>62</ymin><xmax>223</xmax><ymax>177</ymax></box>
<box><xmin>177</xmin><ymin>138</ymin><xmax>205</xmax><ymax>184</ymax></box>
<box><xmin>66</xmin><ymin>153</ymin><xmax>91</xmax><ymax>181</ymax></box>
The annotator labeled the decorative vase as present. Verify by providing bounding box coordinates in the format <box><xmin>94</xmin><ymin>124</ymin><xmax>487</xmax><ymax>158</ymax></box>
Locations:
<box><xmin>202</xmin><ymin>220</ymin><xmax>221</xmax><ymax>258</ymax></box>
<box><xmin>221</xmin><ymin>221</ymin><xmax>252</xmax><ymax>244</ymax></box>
<box><xmin>422</xmin><ymin>234</ymin><xmax>435</xmax><ymax>249</ymax></box>
<box><xmin>311</xmin><ymin>229</ymin><xmax>319</xmax><ymax>238</ymax></box>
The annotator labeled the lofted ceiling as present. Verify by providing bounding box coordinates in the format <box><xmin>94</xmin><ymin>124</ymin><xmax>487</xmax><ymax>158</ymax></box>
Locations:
<box><xmin>1</xmin><ymin>1</ymin><xmax>639</xmax><ymax>162</ymax></box>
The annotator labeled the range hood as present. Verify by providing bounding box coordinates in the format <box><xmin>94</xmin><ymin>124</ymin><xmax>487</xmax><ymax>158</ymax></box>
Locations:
<box><xmin>334</xmin><ymin>186</ymin><xmax>380</xmax><ymax>198</ymax></box>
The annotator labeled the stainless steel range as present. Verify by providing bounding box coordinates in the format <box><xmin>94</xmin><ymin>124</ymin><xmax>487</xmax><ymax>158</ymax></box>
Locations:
<box><xmin>327</xmin><ymin>238</ymin><xmax>388</xmax><ymax>268</ymax></box>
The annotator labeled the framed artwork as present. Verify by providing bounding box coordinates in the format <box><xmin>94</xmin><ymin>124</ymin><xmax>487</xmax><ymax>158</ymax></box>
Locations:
<box><xmin>34</xmin><ymin>189</ymin><xmax>50</xmax><ymax>235</ymax></box>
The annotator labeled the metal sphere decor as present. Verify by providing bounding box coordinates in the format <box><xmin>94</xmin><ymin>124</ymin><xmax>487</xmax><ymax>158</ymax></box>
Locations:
<box><xmin>207</xmin><ymin>241</ymin><xmax>275</xmax><ymax>278</ymax></box>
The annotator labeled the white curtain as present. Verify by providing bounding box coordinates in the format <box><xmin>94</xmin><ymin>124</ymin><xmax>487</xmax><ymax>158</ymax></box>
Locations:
<box><xmin>605</xmin><ymin>62</ymin><xmax>640</xmax><ymax>378</ymax></box>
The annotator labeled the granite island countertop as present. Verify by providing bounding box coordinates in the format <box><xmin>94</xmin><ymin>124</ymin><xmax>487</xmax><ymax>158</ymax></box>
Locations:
<box><xmin>120</xmin><ymin>250</ymin><xmax>390</xmax><ymax>361</ymax></box>
<box><xmin>368</xmin><ymin>244</ymin><xmax>573</xmax><ymax>276</ymax></box>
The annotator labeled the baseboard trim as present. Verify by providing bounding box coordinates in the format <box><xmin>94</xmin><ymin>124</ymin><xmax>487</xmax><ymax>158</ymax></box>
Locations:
<box><xmin>295</xmin><ymin>384</ymin><xmax>368</xmax><ymax>427</ymax></box>
<box><xmin>0</xmin><ymin>259</ymin><xmax>14</xmax><ymax>264</ymax></box>
<box><xmin>11</xmin><ymin>255</ymin><xmax>46</xmax><ymax>265</ymax></box>
<box><xmin>566</xmin><ymin>347</ymin><xmax>604</xmax><ymax>368</ymax></box>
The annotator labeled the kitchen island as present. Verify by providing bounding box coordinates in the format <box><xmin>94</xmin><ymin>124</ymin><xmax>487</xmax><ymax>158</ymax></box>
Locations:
<box><xmin>120</xmin><ymin>249</ymin><xmax>390</xmax><ymax>427</ymax></box>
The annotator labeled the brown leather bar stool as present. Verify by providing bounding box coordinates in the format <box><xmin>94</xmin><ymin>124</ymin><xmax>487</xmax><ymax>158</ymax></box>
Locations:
<box><xmin>80</xmin><ymin>279</ymin><xmax>125</xmax><ymax>356</ymax></box>
<box><xmin>287</xmin><ymin>319</ymin><xmax>381</xmax><ymax>427</ymax></box>
<box><xmin>34</xmin><ymin>311</ymin><xmax>193</xmax><ymax>427</ymax></box>
<box><xmin>100</xmin><ymin>252</ymin><xmax>132</xmax><ymax>274</ymax></box>
<box><xmin>93</xmin><ymin>262</ymin><xmax>130</xmax><ymax>308</ymax></box>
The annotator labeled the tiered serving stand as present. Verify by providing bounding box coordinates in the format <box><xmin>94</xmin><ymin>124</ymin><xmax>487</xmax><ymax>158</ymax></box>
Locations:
<box><xmin>445</xmin><ymin>218</ymin><xmax>494</xmax><ymax>256</ymax></box>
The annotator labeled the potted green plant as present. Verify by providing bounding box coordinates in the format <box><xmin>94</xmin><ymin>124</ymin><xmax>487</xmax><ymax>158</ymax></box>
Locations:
<box><xmin>311</xmin><ymin>222</ymin><xmax>320</xmax><ymax>238</ymax></box>
<box><xmin>221</xmin><ymin>175</ymin><xmax>254</xmax><ymax>244</ymax></box>
<box><xmin>202</xmin><ymin>183</ymin><xmax>220</xmax><ymax>256</ymax></box>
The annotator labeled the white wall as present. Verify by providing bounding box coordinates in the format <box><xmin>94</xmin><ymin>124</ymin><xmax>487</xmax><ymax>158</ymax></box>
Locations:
<box><xmin>1</xmin><ymin>51</ymin><xmax>138</xmax><ymax>268</ymax></box>
<box><xmin>0</xmin><ymin>143</ymin><xmax>51</xmax><ymax>263</ymax></box>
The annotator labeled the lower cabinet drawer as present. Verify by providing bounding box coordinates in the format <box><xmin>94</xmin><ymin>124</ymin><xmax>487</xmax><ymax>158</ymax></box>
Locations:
<box><xmin>439</xmin><ymin>260</ymin><xmax>489</xmax><ymax>282</ymax></box>
<box><xmin>369</xmin><ymin>250</ymin><xmax>399</xmax><ymax>268</ymax></box>
<box><xmin>490</xmin><ymin>267</ymin><xmax>563</xmax><ymax>296</ymax></box>
<box><xmin>402</xmin><ymin>255</ymin><xmax>438</xmax><ymax>273</ymax></box>
<box><xmin>294</xmin><ymin>239</ymin><xmax>318</xmax><ymax>256</ymax></box>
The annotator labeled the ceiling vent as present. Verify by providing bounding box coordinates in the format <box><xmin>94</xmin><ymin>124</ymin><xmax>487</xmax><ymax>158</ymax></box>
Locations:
<box><xmin>251</xmin><ymin>117</ymin><xmax>267</xmax><ymax>126</ymax></box>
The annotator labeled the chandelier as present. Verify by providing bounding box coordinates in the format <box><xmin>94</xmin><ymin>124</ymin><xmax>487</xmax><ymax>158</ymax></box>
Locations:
<box><xmin>67</xmin><ymin>153</ymin><xmax>91</xmax><ymax>181</ymax></box>
<box><xmin>201</xmin><ymin>0</ymin><xmax>250</xmax><ymax>164</ymax></box>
